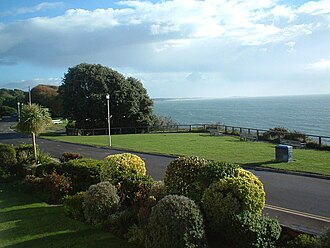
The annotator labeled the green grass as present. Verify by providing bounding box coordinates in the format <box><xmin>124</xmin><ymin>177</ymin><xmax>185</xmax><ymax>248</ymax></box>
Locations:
<box><xmin>0</xmin><ymin>183</ymin><xmax>135</xmax><ymax>248</ymax></box>
<box><xmin>43</xmin><ymin>133</ymin><xmax>330</xmax><ymax>176</ymax></box>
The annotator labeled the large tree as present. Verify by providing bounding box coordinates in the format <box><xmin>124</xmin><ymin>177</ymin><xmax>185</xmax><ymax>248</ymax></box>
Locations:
<box><xmin>16</xmin><ymin>104</ymin><xmax>52</xmax><ymax>162</ymax></box>
<box><xmin>59</xmin><ymin>63</ymin><xmax>155</xmax><ymax>129</ymax></box>
<box><xmin>31</xmin><ymin>84</ymin><xmax>63</xmax><ymax>117</ymax></box>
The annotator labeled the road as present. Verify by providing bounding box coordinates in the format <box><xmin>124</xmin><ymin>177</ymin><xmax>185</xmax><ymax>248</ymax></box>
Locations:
<box><xmin>1</xmin><ymin>119</ymin><xmax>329</xmax><ymax>234</ymax></box>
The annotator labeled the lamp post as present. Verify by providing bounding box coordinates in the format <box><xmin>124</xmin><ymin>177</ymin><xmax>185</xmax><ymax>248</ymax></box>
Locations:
<box><xmin>106</xmin><ymin>94</ymin><xmax>112</xmax><ymax>147</ymax></box>
<box><xmin>17</xmin><ymin>102</ymin><xmax>20</xmax><ymax>122</ymax></box>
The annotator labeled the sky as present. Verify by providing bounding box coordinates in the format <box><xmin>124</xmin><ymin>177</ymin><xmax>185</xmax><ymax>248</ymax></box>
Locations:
<box><xmin>0</xmin><ymin>0</ymin><xmax>329</xmax><ymax>98</ymax></box>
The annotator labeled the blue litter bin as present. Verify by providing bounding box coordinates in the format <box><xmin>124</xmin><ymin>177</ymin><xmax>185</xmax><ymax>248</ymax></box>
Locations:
<box><xmin>276</xmin><ymin>145</ymin><xmax>293</xmax><ymax>162</ymax></box>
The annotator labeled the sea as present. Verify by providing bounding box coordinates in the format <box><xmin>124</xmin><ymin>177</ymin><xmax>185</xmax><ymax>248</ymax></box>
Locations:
<box><xmin>153</xmin><ymin>94</ymin><xmax>330</xmax><ymax>138</ymax></box>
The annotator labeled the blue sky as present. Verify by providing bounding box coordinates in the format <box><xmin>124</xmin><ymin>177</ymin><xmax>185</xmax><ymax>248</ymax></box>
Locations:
<box><xmin>0</xmin><ymin>0</ymin><xmax>329</xmax><ymax>97</ymax></box>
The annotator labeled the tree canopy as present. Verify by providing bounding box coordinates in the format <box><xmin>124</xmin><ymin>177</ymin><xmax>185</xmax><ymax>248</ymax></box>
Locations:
<box><xmin>16</xmin><ymin>104</ymin><xmax>52</xmax><ymax>162</ymax></box>
<box><xmin>31</xmin><ymin>84</ymin><xmax>63</xmax><ymax>117</ymax></box>
<box><xmin>0</xmin><ymin>88</ymin><xmax>27</xmax><ymax>116</ymax></box>
<box><xmin>59</xmin><ymin>63</ymin><xmax>155</xmax><ymax>129</ymax></box>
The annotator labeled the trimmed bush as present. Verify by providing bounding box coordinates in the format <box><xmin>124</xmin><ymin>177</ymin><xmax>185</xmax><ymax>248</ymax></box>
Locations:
<box><xmin>43</xmin><ymin>172</ymin><xmax>72</xmax><ymax>204</ymax></box>
<box><xmin>35</xmin><ymin>161</ymin><xmax>61</xmax><ymax>176</ymax></box>
<box><xmin>229</xmin><ymin>211</ymin><xmax>281</xmax><ymax>248</ymax></box>
<box><xmin>15</xmin><ymin>144</ymin><xmax>36</xmax><ymax>165</ymax></box>
<box><xmin>202</xmin><ymin>169</ymin><xmax>265</xmax><ymax>233</ymax></box>
<box><xmin>198</xmin><ymin>161</ymin><xmax>240</xmax><ymax>191</ymax></box>
<box><xmin>287</xmin><ymin>234</ymin><xmax>320</xmax><ymax>248</ymax></box>
<box><xmin>146</xmin><ymin>195</ymin><xmax>207</xmax><ymax>248</ymax></box>
<box><xmin>320</xmin><ymin>229</ymin><xmax>330</xmax><ymax>248</ymax></box>
<box><xmin>83</xmin><ymin>181</ymin><xmax>120</xmax><ymax>225</ymax></box>
<box><xmin>63</xmin><ymin>192</ymin><xmax>86</xmax><ymax>221</ymax></box>
<box><xmin>101</xmin><ymin>153</ymin><xmax>147</xmax><ymax>183</ymax></box>
<box><xmin>164</xmin><ymin>156</ymin><xmax>208</xmax><ymax>202</ymax></box>
<box><xmin>117</xmin><ymin>173</ymin><xmax>153</xmax><ymax>206</ymax></box>
<box><xmin>0</xmin><ymin>143</ymin><xmax>17</xmax><ymax>176</ymax></box>
<box><xmin>148</xmin><ymin>180</ymin><xmax>167</xmax><ymax>201</ymax></box>
<box><xmin>59</xmin><ymin>152</ymin><xmax>83</xmax><ymax>162</ymax></box>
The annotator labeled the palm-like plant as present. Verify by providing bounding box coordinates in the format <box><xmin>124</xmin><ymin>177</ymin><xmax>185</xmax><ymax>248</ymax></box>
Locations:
<box><xmin>17</xmin><ymin>104</ymin><xmax>52</xmax><ymax>163</ymax></box>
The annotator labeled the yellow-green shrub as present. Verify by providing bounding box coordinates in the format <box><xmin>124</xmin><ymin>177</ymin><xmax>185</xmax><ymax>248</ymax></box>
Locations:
<box><xmin>202</xmin><ymin>169</ymin><xmax>265</xmax><ymax>233</ymax></box>
<box><xmin>101</xmin><ymin>153</ymin><xmax>146</xmax><ymax>182</ymax></box>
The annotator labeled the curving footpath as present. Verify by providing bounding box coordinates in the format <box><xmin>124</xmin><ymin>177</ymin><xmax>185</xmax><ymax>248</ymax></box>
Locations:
<box><xmin>1</xmin><ymin>119</ymin><xmax>329</xmax><ymax>234</ymax></box>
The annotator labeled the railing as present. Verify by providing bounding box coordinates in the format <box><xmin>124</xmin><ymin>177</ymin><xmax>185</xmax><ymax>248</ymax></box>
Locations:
<box><xmin>66</xmin><ymin>124</ymin><xmax>330</xmax><ymax>148</ymax></box>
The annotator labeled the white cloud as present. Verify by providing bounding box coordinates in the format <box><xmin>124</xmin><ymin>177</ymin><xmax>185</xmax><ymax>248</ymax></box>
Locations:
<box><xmin>308</xmin><ymin>59</ymin><xmax>330</xmax><ymax>70</ymax></box>
<box><xmin>3</xmin><ymin>2</ymin><xmax>64</xmax><ymax>16</ymax></box>
<box><xmin>298</xmin><ymin>0</ymin><xmax>330</xmax><ymax>15</ymax></box>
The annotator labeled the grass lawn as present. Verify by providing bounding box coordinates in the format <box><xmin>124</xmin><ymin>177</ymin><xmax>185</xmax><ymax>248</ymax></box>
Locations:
<box><xmin>43</xmin><ymin>133</ymin><xmax>330</xmax><ymax>176</ymax></box>
<box><xmin>0</xmin><ymin>183</ymin><xmax>135</xmax><ymax>248</ymax></box>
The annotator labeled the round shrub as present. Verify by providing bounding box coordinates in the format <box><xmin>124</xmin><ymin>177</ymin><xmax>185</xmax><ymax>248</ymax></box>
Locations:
<box><xmin>201</xmin><ymin>169</ymin><xmax>265</xmax><ymax>233</ymax></box>
<box><xmin>148</xmin><ymin>180</ymin><xmax>167</xmax><ymax>201</ymax></box>
<box><xmin>287</xmin><ymin>234</ymin><xmax>320</xmax><ymax>248</ymax></box>
<box><xmin>146</xmin><ymin>195</ymin><xmax>207</xmax><ymax>248</ymax></box>
<box><xmin>164</xmin><ymin>156</ymin><xmax>208</xmax><ymax>202</ymax></box>
<box><xmin>198</xmin><ymin>161</ymin><xmax>240</xmax><ymax>190</ymax></box>
<box><xmin>101</xmin><ymin>153</ymin><xmax>146</xmax><ymax>183</ymax></box>
<box><xmin>61</xmin><ymin>158</ymin><xmax>103</xmax><ymax>193</ymax></box>
<box><xmin>83</xmin><ymin>181</ymin><xmax>120</xmax><ymax>225</ymax></box>
<box><xmin>229</xmin><ymin>211</ymin><xmax>281</xmax><ymax>248</ymax></box>
<box><xmin>63</xmin><ymin>192</ymin><xmax>86</xmax><ymax>221</ymax></box>
<box><xmin>0</xmin><ymin>143</ymin><xmax>17</xmax><ymax>176</ymax></box>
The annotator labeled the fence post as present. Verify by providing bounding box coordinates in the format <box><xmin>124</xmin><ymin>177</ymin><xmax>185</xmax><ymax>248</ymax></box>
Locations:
<box><xmin>190</xmin><ymin>125</ymin><xmax>192</xmax><ymax>132</ymax></box>
<box><xmin>232</xmin><ymin>127</ymin><xmax>234</xmax><ymax>133</ymax></box>
<box><xmin>257</xmin><ymin>130</ymin><xmax>259</xmax><ymax>138</ymax></box>
<box><xmin>319</xmin><ymin>136</ymin><xmax>322</xmax><ymax>147</ymax></box>
<box><xmin>225</xmin><ymin>126</ymin><xmax>227</xmax><ymax>133</ymax></box>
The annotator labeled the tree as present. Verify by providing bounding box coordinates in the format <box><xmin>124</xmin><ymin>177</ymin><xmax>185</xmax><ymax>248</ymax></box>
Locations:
<box><xmin>31</xmin><ymin>85</ymin><xmax>63</xmax><ymax>117</ymax></box>
<box><xmin>16</xmin><ymin>104</ymin><xmax>52</xmax><ymax>162</ymax></box>
<box><xmin>59</xmin><ymin>63</ymin><xmax>155</xmax><ymax>129</ymax></box>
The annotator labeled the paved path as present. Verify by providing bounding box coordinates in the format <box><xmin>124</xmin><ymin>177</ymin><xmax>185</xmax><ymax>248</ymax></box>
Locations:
<box><xmin>1</xmin><ymin>119</ymin><xmax>329</xmax><ymax>234</ymax></box>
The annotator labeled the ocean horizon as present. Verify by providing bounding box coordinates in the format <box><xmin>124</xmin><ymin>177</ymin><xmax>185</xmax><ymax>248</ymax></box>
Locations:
<box><xmin>153</xmin><ymin>94</ymin><xmax>330</xmax><ymax>138</ymax></box>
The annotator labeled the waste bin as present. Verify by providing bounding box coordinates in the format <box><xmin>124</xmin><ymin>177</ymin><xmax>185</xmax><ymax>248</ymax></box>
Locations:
<box><xmin>275</xmin><ymin>145</ymin><xmax>293</xmax><ymax>162</ymax></box>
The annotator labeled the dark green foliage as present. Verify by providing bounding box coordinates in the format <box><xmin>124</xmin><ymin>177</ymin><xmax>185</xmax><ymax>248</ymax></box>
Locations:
<box><xmin>35</xmin><ymin>158</ymin><xmax>102</xmax><ymax>193</ymax></box>
<box><xmin>0</xmin><ymin>143</ymin><xmax>17</xmax><ymax>176</ymax></box>
<box><xmin>106</xmin><ymin>210</ymin><xmax>137</xmax><ymax>239</ymax></box>
<box><xmin>59</xmin><ymin>63</ymin><xmax>155</xmax><ymax>129</ymax></box>
<box><xmin>146</xmin><ymin>195</ymin><xmax>207</xmax><ymax>248</ymax></box>
<box><xmin>228</xmin><ymin>211</ymin><xmax>281</xmax><ymax>248</ymax></box>
<box><xmin>15</xmin><ymin>144</ymin><xmax>37</xmax><ymax>165</ymax></box>
<box><xmin>286</xmin><ymin>234</ymin><xmax>320</xmax><ymax>248</ymax></box>
<box><xmin>117</xmin><ymin>174</ymin><xmax>154</xmax><ymax>206</ymax></box>
<box><xmin>63</xmin><ymin>192</ymin><xmax>86</xmax><ymax>221</ymax></box>
<box><xmin>320</xmin><ymin>229</ymin><xmax>330</xmax><ymax>248</ymax></box>
<box><xmin>202</xmin><ymin>169</ymin><xmax>265</xmax><ymax>234</ymax></box>
<box><xmin>59</xmin><ymin>152</ymin><xmax>83</xmax><ymax>162</ymax></box>
<box><xmin>164</xmin><ymin>156</ymin><xmax>209</xmax><ymax>202</ymax></box>
<box><xmin>83</xmin><ymin>181</ymin><xmax>120</xmax><ymax>225</ymax></box>
<box><xmin>21</xmin><ymin>175</ymin><xmax>44</xmax><ymax>193</ymax></box>
<box><xmin>0</xmin><ymin>105</ymin><xmax>16</xmax><ymax>116</ymax></box>
<box><xmin>0</xmin><ymin>88</ymin><xmax>27</xmax><ymax>110</ymax></box>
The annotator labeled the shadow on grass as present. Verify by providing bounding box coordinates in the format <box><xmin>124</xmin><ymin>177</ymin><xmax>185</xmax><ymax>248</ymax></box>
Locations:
<box><xmin>0</xmin><ymin>183</ymin><xmax>134</xmax><ymax>248</ymax></box>
<box><xmin>241</xmin><ymin>160</ymin><xmax>279</xmax><ymax>167</ymax></box>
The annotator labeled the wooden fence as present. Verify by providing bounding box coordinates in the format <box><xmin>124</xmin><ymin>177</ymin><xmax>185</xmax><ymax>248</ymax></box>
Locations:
<box><xmin>66</xmin><ymin>124</ymin><xmax>330</xmax><ymax>147</ymax></box>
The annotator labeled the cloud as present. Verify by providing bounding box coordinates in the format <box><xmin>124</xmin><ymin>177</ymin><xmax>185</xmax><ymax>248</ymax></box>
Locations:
<box><xmin>308</xmin><ymin>59</ymin><xmax>330</xmax><ymax>70</ymax></box>
<box><xmin>0</xmin><ymin>0</ymin><xmax>329</xmax><ymax>96</ymax></box>
<box><xmin>2</xmin><ymin>2</ymin><xmax>64</xmax><ymax>16</ymax></box>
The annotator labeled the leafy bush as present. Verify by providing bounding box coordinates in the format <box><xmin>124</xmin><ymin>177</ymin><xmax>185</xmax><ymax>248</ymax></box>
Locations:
<box><xmin>35</xmin><ymin>161</ymin><xmax>61</xmax><ymax>176</ymax></box>
<box><xmin>202</xmin><ymin>169</ymin><xmax>265</xmax><ymax>233</ymax></box>
<box><xmin>106</xmin><ymin>210</ymin><xmax>137</xmax><ymax>239</ymax></box>
<box><xmin>21</xmin><ymin>175</ymin><xmax>44</xmax><ymax>193</ymax></box>
<box><xmin>228</xmin><ymin>211</ymin><xmax>281</xmax><ymax>248</ymax></box>
<box><xmin>148</xmin><ymin>180</ymin><xmax>167</xmax><ymax>201</ymax></box>
<box><xmin>83</xmin><ymin>181</ymin><xmax>120</xmax><ymax>225</ymax></box>
<box><xmin>146</xmin><ymin>195</ymin><xmax>207</xmax><ymax>248</ymax></box>
<box><xmin>198</xmin><ymin>161</ymin><xmax>240</xmax><ymax>191</ymax></box>
<box><xmin>0</xmin><ymin>143</ymin><xmax>17</xmax><ymax>176</ymax></box>
<box><xmin>164</xmin><ymin>156</ymin><xmax>208</xmax><ymax>202</ymax></box>
<box><xmin>320</xmin><ymin>229</ymin><xmax>330</xmax><ymax>248</ymax></box>
<box><xmin>59</xmin><ymin>152</ymin><xmax>83</xmax><ymax>162</ymax></box>
<box><xmin>43</xmin><ymin>172</ymin><xmax>72</xmax><ymax>204</ymax></box>
<box><xmin>37</xmin><ymin>151</ymin><xmax>53</xmax><ymax>164</ymax></box>
<box><xmin>61</xmin><ymin>158</ymin><xmax>103</xmax><ymax>192</ymax></box>
<box><xmin>101</xmin><ymin>153</ymin><xmax>147</xmax><ymax>182</ymax></box>
<box><xmin>287</xmin><ymin>234</ymin><xmax>320</xmax><ymax>248</ymax></box>
<box><xmin>117</xmin><ymin>173</ymin><xmax>153</xmax><ymax>206</ymax></box>
<box><xmin>63</xmin><ymin>192</ymin><xmax>86</xmax><ymax>221</ymax></box>
<box><xmin>15</xmin><ymin>144</ymin><xmax>35</xmax><ymax>165</ymax></box>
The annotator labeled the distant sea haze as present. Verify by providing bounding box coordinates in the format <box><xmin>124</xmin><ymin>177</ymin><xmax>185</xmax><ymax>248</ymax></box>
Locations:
<box><xmin>153</xmin><ymin>95</ymin><xmax>330</xmax><ymax>137</ymax></box>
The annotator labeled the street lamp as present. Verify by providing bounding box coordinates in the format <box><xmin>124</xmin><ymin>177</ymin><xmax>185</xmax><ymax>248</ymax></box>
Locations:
<box><xmin>17</xmin><ymin>102</ymin><xmax>20</xmax><ymax>122</ymax></box>
<box><xmin>106</xmin><ymin>94</ymin><xmax>112</xmax><ymax>147</ymax></box>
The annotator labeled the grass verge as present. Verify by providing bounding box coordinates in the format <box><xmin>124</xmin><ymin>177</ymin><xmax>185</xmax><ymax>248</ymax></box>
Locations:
<box><xmin>0</xmin><ymin>182</ymin><xmax>135</xmax><ymax>248</ymax></box>
<box><xmin>43</xmin><ymin>133</ymin><xmax>330</xmax><ymax>176</ymax></box>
